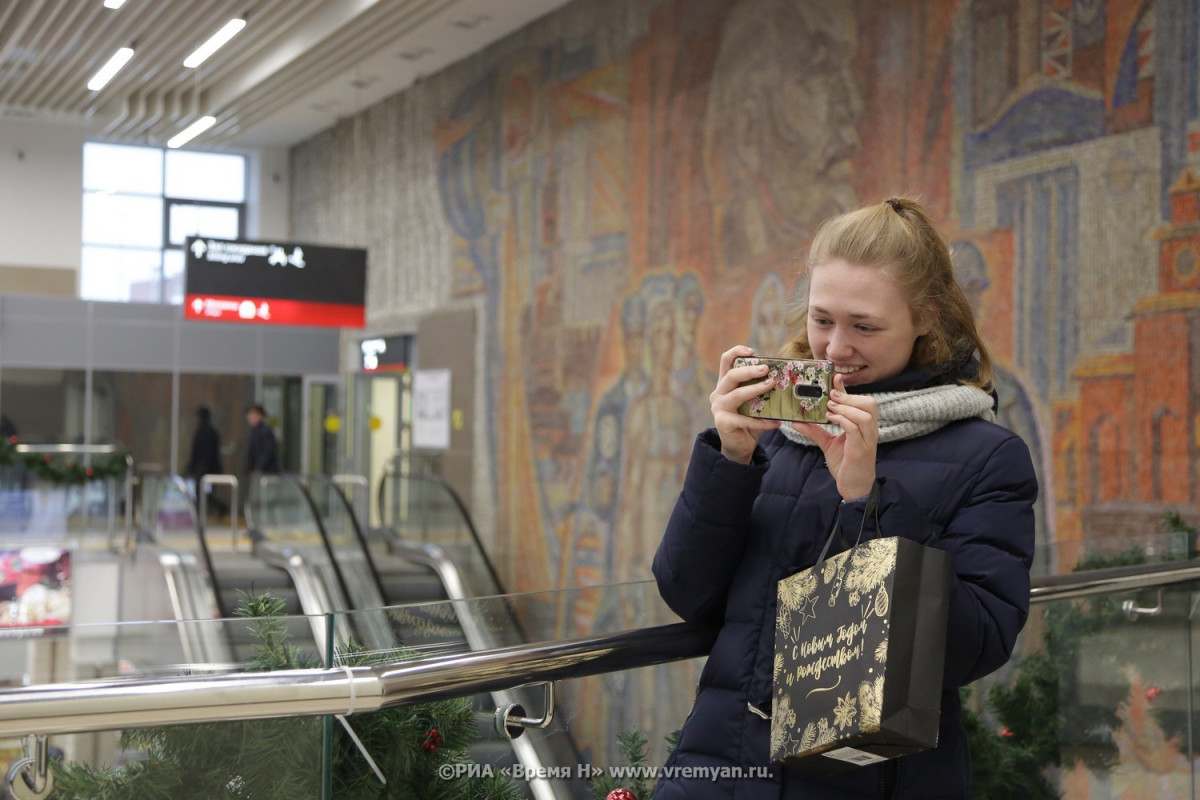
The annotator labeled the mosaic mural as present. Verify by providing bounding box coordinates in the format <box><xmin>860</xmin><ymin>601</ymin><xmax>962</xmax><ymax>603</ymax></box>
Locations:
<box><xmin>292</xmin><ymin>0</ymin><xmax>1200</xmax><ymax>789</ymax></box>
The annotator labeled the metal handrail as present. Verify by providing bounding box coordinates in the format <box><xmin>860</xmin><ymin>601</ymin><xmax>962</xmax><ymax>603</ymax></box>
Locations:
<box><xmin>1029</xmin><ymin>558</ymin><xmax>1200</xmax><ymax>602</ymax></box>
<box><xmin>1</xmin><ymin>556</ymin><xmax>1199</xmax><ymax>738</ymax></box>
<box><xmin>0</xmin><ymin>623</ymin><xmax>718</xmax><ymax>737</ymax></box>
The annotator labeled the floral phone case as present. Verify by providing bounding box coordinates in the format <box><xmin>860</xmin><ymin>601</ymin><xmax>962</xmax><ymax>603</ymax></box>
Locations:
<box><xmin>734</xmin><ymin>357</ymin><xmax>834</xmax><ymax>423</ymax></box>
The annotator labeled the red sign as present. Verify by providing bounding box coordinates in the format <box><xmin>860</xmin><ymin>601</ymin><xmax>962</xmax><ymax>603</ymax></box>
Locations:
<box><xmin>184</xmin><ymin>295</ymin><xmax>365</xmax><ymax>328</ymax></box>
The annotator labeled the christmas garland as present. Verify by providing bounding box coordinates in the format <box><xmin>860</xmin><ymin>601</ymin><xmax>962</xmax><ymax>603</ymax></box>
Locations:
<box><xmin>0</xmin><ymin>437</ymin><xmax>130</xmax><ymax>484</ymax></box>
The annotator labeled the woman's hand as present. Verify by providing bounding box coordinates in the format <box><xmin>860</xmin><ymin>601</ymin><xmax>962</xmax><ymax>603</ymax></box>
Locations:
<box><xmin>711</xmin><ymin>346</ymin><xmax>781</xmax><ymax>464</ymax></box>
<box><xmin>793</xmin><ymin>372</ymin><xmax>878</xmax><ymax>500</ymax></box>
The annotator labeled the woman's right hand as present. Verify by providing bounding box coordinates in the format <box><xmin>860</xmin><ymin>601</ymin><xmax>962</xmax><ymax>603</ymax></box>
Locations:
<box><xmin>711</xmin><ymin>345</ymin><xmax>781</xmax><ymax>464</ymax></box>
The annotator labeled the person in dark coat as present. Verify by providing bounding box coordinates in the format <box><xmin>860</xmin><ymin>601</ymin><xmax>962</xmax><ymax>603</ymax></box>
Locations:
<box><xmin>652</xmin><ymin>198</ymin><xmax>1037</xmax><ymax>799</ymax></box>
<box><xmin>245</xmin><ymin>403</ymin><xmax>280</xmax><ymax>475</ymax></box>
<box><xmin>185</xmin><ymin>406</ymin><xmax>227</xmax><ymax>515</ymax></box>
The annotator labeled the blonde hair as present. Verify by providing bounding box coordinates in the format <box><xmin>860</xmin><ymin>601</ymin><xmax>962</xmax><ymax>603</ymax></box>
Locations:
<box><xmin>782</xmin><ymin>197</ymin><xmax>993</xmax><ymax>390</ymax></box>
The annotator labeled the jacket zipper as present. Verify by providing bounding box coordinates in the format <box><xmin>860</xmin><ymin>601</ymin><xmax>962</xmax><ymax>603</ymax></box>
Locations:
<box><xmin>879</xmin><ymin>761</ymin><xmax>902</xmax><ymax>799</ymax></box>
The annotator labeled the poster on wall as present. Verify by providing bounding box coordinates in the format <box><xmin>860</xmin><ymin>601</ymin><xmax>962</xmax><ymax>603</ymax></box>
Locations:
<box><xmin>0</xmin><ymin>545</ymin><xmax>71</xmax><ymax>635</ymax></box>
<box><xmin>183</xmin><ymin>236</ymin><xmax>367</xmax><ymax>328</ymax></box>
<box><xmin>412</xmin><ymin>369</ymin><xmax>451</xmax><ymax>450</ymax></box>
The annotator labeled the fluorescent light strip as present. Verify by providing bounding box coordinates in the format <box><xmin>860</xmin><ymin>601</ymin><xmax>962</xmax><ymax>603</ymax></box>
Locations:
<box><xmin>103</xmin><ymin>0</ymin><xmax>127</xmax><ymax>9</ymax></box>
<box><xmin>86</xmin><ymin>47</ymin><xmax>134</xmax><ymax>91</ymax></box>
<box><xmin>183</xmin><ymin>18</ymin><xmax>246</xmax><ymax>68</ymax></box>
<box><xmin>167</xmin><ymin>116</ymin><xmax>216</xmax><ymax>149</ymax></box>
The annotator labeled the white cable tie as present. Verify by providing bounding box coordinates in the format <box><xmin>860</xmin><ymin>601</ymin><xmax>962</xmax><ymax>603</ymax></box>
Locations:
<box><xmin>341</xmin><ymin>665</ymin><xmax>356</xmax><ymax>716</ymax></box>
<box><xmin>336</xmin><ymin>715</ymin><xmax>386</xmax><ymax>785</ymax></box>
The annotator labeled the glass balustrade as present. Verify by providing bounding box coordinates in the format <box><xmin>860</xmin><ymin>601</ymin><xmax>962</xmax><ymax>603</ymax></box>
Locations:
<box><xmin>965</xmin><ymin>576</ymin><xmax>1200</xmax><ymax>799</ymax></box>
<box><xmin>2</xmin><ymin>476</ymin><xmax>1198</xmax><ymax>800</ymax></box>
<box><xmin>0</xmin><ymin>573</ymin><xmax>1190</xmax><ymax>796</ymax></box>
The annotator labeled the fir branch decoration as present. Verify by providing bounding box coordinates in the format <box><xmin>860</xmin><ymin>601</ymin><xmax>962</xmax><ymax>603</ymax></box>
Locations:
<box><xmin>0</xmin><ymin>437</ymin><xmax>130</xmax><ymax>484</ymax></box>
<box><xmin>50</xmin><ymin>592</ymin><xmax>523</xmax><ymax>800</ymax></box>
<box><xmin>588</xmin><ymin>729</ymin><xmax>681</xmax><ymax>800</ymax></box>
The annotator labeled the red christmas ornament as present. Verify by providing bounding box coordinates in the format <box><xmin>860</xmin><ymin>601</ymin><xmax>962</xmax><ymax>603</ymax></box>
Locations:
<box><xmin>42</xmin><ymin>455</ymin><xmax>51</xmax><ymax>464</ymax></box>
<box><xmin>1146</xmin><ymin>687</ymin><xmax>1162</xmax><ymax>701</ymax></box>
<box><xmin>999</xmin><ymin>728</ymin><xmax>1013</xmax><ymax>738</ymax></box>
<box><xmin>422</xmin><ymin>727</ymin><xmax>443</xmax><ymax>754</ymax></box>
<box><xmin>8</xmin><ymin>436</ymin><xmax>16</xmax><ymax>444</ymax></box>
<box><xmin>85</xmin><ymin>468</ymin><xmax>94</xmax><ymax>478</ymax></box>
<box><xmin>607</xmin><ymin>790</ymin><xmax>636</xmax><ymax>800</ymax></box>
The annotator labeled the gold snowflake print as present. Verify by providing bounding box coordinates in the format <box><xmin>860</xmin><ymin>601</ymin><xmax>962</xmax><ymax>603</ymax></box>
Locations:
<box><xmin>833</xmin><ymin>692</ymin><xmax>858</xmax><ymax>731</ymax></box>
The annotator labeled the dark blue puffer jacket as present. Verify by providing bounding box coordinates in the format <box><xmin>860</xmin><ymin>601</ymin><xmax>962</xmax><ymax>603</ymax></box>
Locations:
<box><xmin>651</xmin><ymin>416</ymin><xmax>1037</xmax><ymax>799</ymax></box>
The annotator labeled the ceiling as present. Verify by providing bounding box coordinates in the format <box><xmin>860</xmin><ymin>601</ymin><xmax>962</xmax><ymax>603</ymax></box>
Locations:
<box><xmin>0</xmin><ymin>0</ymin><xmax>573</xmax><ymax>150</ymax></box>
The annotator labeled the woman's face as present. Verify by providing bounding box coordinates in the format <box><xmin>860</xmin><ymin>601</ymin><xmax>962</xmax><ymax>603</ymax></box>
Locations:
<box><xmin>806</xmin><ymin>258</ymin><xmax>928</xmax><ymax>387</ymax></box>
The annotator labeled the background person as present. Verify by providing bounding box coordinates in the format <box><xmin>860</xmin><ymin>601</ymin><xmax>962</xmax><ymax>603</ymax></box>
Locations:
<box><xmin>245</xmin><ymin>403</ymin><xmax>280</xmax><ymax>476</ymax></box>
<box><xmin>652</xmin><ymin>197</ymin><xmax>1038</xmax><ymax>798</ymax></box>
<box><xmin>184</xmin><ymin>406</ymin><xmax>227</xmax><ymax>516</ymax></box>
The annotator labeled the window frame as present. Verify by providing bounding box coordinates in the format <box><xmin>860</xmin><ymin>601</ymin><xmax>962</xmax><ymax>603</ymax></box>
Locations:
<box><xmin>81</xmin><ymin>143</ymin><xmax>248</xmax><ymax>304</ymax></box>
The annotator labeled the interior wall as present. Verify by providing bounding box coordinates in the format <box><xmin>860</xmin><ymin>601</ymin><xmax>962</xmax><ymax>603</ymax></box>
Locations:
<box><xmin>0</xmin><ymin>119</ymin><xmax>87</xmax><ymax>277</ymax></box>
<box><xmin>290</xmin><ymin>0</ymin><xmax>1200</xmax><ymax>601</ymax></box>
<box><xmin>0</xmin><ymin>118</ymin><xmax>291</xmax><ymax>295</ymax></box>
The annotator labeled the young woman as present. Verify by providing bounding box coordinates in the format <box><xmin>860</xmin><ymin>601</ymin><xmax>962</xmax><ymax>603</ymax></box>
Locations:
<box><xmin>652</xmin><ymin>198</ymin><xmax>1037</xmax><ymax>799</ymax></box>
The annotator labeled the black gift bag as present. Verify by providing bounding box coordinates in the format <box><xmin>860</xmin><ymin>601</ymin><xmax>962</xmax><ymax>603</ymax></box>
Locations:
<box><xmin>770</xmin><ymin>483</ymin><xmax>952</xmax><ymax>768</ymax></box>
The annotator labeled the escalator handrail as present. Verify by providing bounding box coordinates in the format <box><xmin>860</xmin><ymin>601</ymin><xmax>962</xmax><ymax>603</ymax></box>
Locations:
<box><xmin>303</xmin><ymin>474</ymin><xmax>389</xmax><ymax>611</ymax></box>
<box><xmin>172</xmin><ymin>474</ymin><xmax>234</xmax><ymax>620</ymax></box>
<box><xmin>278</xmin><ymin>473</ymin><xmax>359</xmax><ymax>621</ymax></box>
<box><xmin>377</xmin><ymin>465</ymin><xmax>508</xmax><ymax>598</ymax></box>
<box><xmin>4</xmin><ymin>555</ymin><xmax>1200</xmax><ymax>737</ymax></box>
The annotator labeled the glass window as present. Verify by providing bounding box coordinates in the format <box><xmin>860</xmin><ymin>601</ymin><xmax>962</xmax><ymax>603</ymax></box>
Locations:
<box><xmin>82</xmin><ymin>143</ymin><xmax>163</xmax><ymax>194</ymax></box>
<box><xmin>82</xmin><ymin>193</ymin><xmax>164</xmax><ymax>248</ymax></box>
<box><xmin>168</xmin><ymin>202</ymin><xmax>240</xmax><ymax>246</ymax></box>
<box><xmin>80</xmin><ymin>246</ymin><xmax>162</xmax><ymax>302</ymax></box>
<box><xmin>166</xmin><ymin>151</ymin><xmax>246</xmax><ymax>203</ymax></box>
<box><xmin>162</xmin><ymin>249</ymin><xmax>185</xmax><ymax>305</ymax></box>
<box><xmin>81</xmin><ymin>143</ymin><xmax>246</xmax><ymax>305</ymax></box>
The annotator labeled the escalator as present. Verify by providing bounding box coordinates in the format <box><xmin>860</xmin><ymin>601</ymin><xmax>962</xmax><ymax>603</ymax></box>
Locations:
<box><xmin>138</xmin><ymin>469</ymin><xmax>584</xmax><ymax>798</ymax></box>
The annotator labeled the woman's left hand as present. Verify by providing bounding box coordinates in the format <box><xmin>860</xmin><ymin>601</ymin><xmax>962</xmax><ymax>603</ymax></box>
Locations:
<box><xmin>793</xmin><ymin>373</ymin><xmax>878</xmax><ymax>501</ymax></box>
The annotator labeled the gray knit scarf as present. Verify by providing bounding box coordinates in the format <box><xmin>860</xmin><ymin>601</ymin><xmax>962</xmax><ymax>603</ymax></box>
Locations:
<box><xmin>779</xmin><ymin>384</ymin><xmax>996</xmax><ymax>447</ymax></box>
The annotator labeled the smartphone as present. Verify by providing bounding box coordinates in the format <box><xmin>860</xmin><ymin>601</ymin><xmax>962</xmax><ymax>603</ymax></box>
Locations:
<box><xmin>733</xmin><ymin>357</ymin><xmax>834</xmax><ymax>423</ymax></box>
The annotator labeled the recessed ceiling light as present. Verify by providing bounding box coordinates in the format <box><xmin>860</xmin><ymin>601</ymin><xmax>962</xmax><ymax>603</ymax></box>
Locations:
<box><xmin>87</xmin><ymin>47</ymin><xmax>134</xmax><ymax>91</ymax></box>
<box><xmin>103</xmin><ymin>0</ymin><xmax>127</xmax><ymax>8</ymax></box>
<box><xmin>183</xmin><ymin>18</ymin><xmax>246</xmax><ymax>68</ymax></box>
<box><xmin>167</xmin><ymin>115</ymin><xmax>216</xmax><ymax>149</ymax></box>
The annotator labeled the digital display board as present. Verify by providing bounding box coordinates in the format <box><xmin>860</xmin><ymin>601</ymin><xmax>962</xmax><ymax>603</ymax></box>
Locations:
<box><xmin>184</xmin><ymin>237</ymin><xmax>367</xmax><ymax>328</ymax></box>
<box><xmin>360</xmin><ymin>334</ymin><xmax>412</xmax><ymax>372</ymax></box>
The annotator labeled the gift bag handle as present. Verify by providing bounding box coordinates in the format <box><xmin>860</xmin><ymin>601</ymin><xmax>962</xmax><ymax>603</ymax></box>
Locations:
<box><xmin>813</xmin><ymin>479</ymin><xmax>883</xmax><ymax>573</ymax></box>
